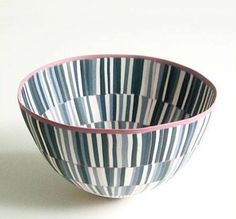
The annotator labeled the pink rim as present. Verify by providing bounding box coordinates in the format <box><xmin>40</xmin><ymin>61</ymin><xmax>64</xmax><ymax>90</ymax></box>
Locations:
<box><xmin>17</xmin><ymin>54</ymin><xmax>217</xmax><ymax>134</ymax></box>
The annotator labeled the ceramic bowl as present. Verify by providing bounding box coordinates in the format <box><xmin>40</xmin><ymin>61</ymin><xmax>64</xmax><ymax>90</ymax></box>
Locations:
<box><xmin>18</xmin><ymin>54</ymin><xmax>216</xmax><ymax>198</ymax></box>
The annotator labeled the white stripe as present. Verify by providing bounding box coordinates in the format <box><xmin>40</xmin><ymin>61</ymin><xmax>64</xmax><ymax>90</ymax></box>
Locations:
<box><xmin>96</xmin><ymin>58</ymin><xmax>101</xmax><ymax>95</ymax></box>
<box><xmin>167</xmin><ymin>105</ymin><xmax>177</xmax><ymax>123</ymax></box>
<box><xmin>86</xmin><ymin>133</ymin><xmax>96</xmax><ymax>166</ymax></box>
<box><xmin>105</xmin><ymin>94</ymin><xmax>111</xmax><ymax>121</ymax></box>
<box><xmin>69</xmin><ymin>100</ymin><xmax>80</xmax><ymax>125</ymax></box>
<box><xmin>146</xmin><ymin>99</ymin><xmax>157</xmax><ymax>125</ymax></box>
<box><xmin>172</xmin><ymin>70</ymin><xmax>185</xmax><ymax>105</ymax></box>
<box><xmin>109</xmin><ymin>57</ymin><xmax>114</xmax><ymax>93</ymax></box>
<box><xmin>67</xmin><ymin>131</ymin><xmax>78</xmax><ymax>164</ymax></box>
<box><xmin>124</xmin><ymin>167</ymin><xmax>133</xmax><ymax>185</ymax></box>
<box><xmin>121</xmin><ymin>94</ymin><xmax>127</xmax><ymax>121</ymax></box>
<box><xmin>110</xmin><ymin>187</ymin><xmax>116</xmax><ymax>196</ymax></box>
<box><xmin>31</xmin><ymin>73</ymin><xmax>47</xmax><ymax>109</ymax></box>
<box><xmin>63</xmin><ymin>63</ymin><xmax>73</xmax><ymax>100</ymax></box>
<box><xmin>65</xmin><ymin>161</ymin><xmax>78</xmax><ymax>182</ymax></box>
<box><xmin>140</xmin><ymin>165</ymin><xmax>149</xmax><ymax>185</ymax></box>
<box><xmin>76</xmin><ymin>60</ymin><xmax>84</xmax><ymax>96</ymax></box>
<box><xmin>120</xmin><ymin>58</ymin><xmax>126</xmax><ymax>93</ymax></box>
<box><xmin>116</xmin><ymin>134</ymin><xmax>123</xmax><ymax>167</ymax></box>
<box><xmin>83</xmin><ymin>97</ymin><xmax>92</xmax><ymax>124</ymax></box>
<box><xmin>181</xmin><ymin>74</ymin><xmax>193</xmax><ymax>110</ymax></box>
<box><xmin>89</xmin><ymin>96</ymin><xmax>101</xmax><ymax>122</ymax></box>
<box><xmin>150</xmin><ymin>130</ymin><xmax>160</xmax><ymax>163</ymax></box>
<box><xmin>191</xmin><ymin>81</ymin><xmax>203</xmax><ymax>115</ymax></box>
<box><xmin>44</xmin><ymin>109</ymin><xmax>56</xmax><ymax>121</ymax></box>
<box><xmin>205</xmin><ymin>90</ymin><xmax>213</xmax><ymax>110</ymax></box>
<box><xmin>136</xmin><ymin>134</ymin><xmax>142</xmax><ymax>166</ymax></box>
<box><xmin>107</xmin><ymin>134</ymin><xmax>113</xmax><ymax>166</ymax></box>
<box><xmin>169</xmin><ymin>126</ymin><xmax>181</xmax><ymax>159</ymax></box>
<box><xmin>64</xmin><ymin>101</ymin><xmax>75</xmax><ymax>125</ymax></box>
<box><xmin>187</xmin><ymin>119</ymin><xmax>204</xmax><ymax>152</ymax></box>
<box><xmin>45</xmin><ymin>154</ymin><xmax>62</xmax><ymax>175</ymax></box>
<box><xmin>161</xmin><ymin>66</ymin><xmax>171</xmax><ymax>101</ymax></box>
<box><xmin>21</xmin><ymin>87</ymin><xmax>32</xmax><ymax>110</ymax></box>
<box><xmin>48</xmin><ymin>106</ymin><xmax>61</xmax><ymax>124</ymax></box>
<box><xmin>50</xmin><ymin>67</ymin><xmax>64</xmax><ymax>103</ymax></box>
<box><xmin>87</xmin><ymin>168</ymin><xmax>97</xmax><ymax>185</ymax></box>
<box><xmin>82</xmin><ymin>184</ymin><xmax>95</xmax><ymax>195</ymax></box>
<box><xmin>196</xmin><ymin>85</ymin><xmax>208</xmax><ymax>114</ymax></box>
<box><xmin>128</xmin><ymin>94</ymin><xmax>134</xmax><ymax>121</ymax></box>
<box><xmin>127</xmin><ymin>58</ymin><xmax>134</xmax><ymax>94</ymax></box>
<box><xmin>38</xmin><ymin>70</ymin><xmax>54</xmax><ymax>108</ymax></box>
<box><xmin>146</xmin><ymin>165</ymin><xmax>156</xmax><ymax>184</ymax></box>
<box><xmin>209</xmin><ymin>91</ymin><xmax>215</xmax><ymax>108</ymax></box>
<box><xmin>58</xmin><ymin>128</ymin><xmax>69</xmax><ymax>160</ymax></box>
<box><xmin>140</xmin><ymin>60</ymin><xmax>151</xmax><ymax>96</ymax></box>
<box><xmin>125</xmin><ymin>121</ymin><xmax>130</xmax><ymax>129</ymax></box>
<box><xmin>117</xmin><ymin>187</ymin><xmax>122</xmax><ymax>197</ymax></box>
<box><xmin>104</xmin><ymin>58</ymin><xmax>108</xmax><ymax>93</ymax></box>
<box><xmin>127</xmin><ymin>134</ymin><xmax>133</xmax><ymax>166</ymax></box>
<box><xmin>135</xmin><ymin>96</ymin><xmax>142</xmax><ymax>123</ymax></box>
<box><xmin>158</xmin><ymin>103</ymin><xmax>168</xmax><ymax>124</ymax></box>
<box><xmin>176</xmin><ymin>124</ymin><xmax>189</xmax><ymax>157</ymax></box>
<box><xmin>96</xmin><ymin>168</ymin><xmax>108</xmax><ymax>186</ymax></box>
<box><xmin>143</xmin><ymin>98</ymin><xmax>152</xmax><ymax>125</ymax></box>
<box><xmin>25</xmin><ymin>82</ymin><xmax>38</xmax><ymax>114</ymax></box>
<box><xmin>69</xmin><ymin>61</ymin><xmax>79</xmax><ymax>98</ymax></box>
<box><xmin>53</xmin><ymin>128</ymin><xmax>65</xmax><ymax>160</ymax></box>
<box><xmin>152</xmin><ymin>62</ymin><xmax>161</xmax><ymax>99</ymax></box>
<box><xmin>201</xmin><ymin>86</ymin><xmax>211</xmax><ymax>113</ymax></box>
<box><xmin>96</xmin><ymin>134</ymin><xmax>104</xmax><ymax>167</ymax></box>
<box><xmin>35</xmin><ymin>120</ymin><xmax>51</xmax><ymax>155</ymax></box>
<box><xmin>113</xmin><ymin>168</ymin><xmax>118</xmax><ymax>187</ymax></box>
<box><xmin>44</xmin><ymin>68</ymin><xmax>59</xmax><ymax>106</ymax></box>
<box><xmin>116</xmin><ymin>94</ymin><xmax>120</xmax><ymax>121</ymax></box>
<box><xmin>54</xmin><ymin>104</ymin><xmax>64</xmax><ymax>123</ymax></box>
<box><xmin>162</xmin><ymin>127</ymin><xmax>173</xmax><ymax>161</ymax></box>
<box><xmin>25</xmin><ymin>114</ymin><xmax>42</xmax><ymax>150</ymax></box>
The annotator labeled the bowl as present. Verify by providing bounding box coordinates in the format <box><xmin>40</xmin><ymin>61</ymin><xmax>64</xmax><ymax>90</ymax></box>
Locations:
<box><xmin>18</xmin><ymin>54</ymin><xmax>217</xmax><ymax>198</ymax></box>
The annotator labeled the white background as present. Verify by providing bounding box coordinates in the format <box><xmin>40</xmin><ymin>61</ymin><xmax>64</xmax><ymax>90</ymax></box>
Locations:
<box><xmin>0</xmin><ymin>0</ymin><xmax>235</xmax><ymax>218</ymax></box>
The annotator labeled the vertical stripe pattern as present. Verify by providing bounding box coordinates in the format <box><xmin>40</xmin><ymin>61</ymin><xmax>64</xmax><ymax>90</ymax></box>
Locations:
<box><xmin>19</xmin><ymin>56</ymin><xmax>216</xmax><ymax>198</ymax></box>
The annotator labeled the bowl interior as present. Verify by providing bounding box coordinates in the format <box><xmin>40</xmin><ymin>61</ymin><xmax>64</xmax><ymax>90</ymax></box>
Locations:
<box><xmin>19</xmin><ymin>56</ymin><xmax>216</xmax><ymax>129</ymax></box>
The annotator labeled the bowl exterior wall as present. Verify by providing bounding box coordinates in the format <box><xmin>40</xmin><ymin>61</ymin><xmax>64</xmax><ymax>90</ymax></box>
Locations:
<box><xmin>21</xmin><ymin>109</ymin><xmax>211</xmax><ymax>198</ymax></box>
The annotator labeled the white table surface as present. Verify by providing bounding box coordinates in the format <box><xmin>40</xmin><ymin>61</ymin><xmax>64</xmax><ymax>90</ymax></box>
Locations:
<box><xmin>0</xmin><ymin>0</ymin><xmax>235</xmax><ymax>218</ymax></box>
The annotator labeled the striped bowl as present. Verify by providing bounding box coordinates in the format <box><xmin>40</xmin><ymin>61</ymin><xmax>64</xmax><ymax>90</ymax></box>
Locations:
<box><xmin>18</xmin><ymin>54</ymin><xmax>217</xmax><ymax>198</ymax></box>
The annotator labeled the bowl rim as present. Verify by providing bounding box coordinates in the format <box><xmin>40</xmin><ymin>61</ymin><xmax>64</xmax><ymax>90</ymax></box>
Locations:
<box><xmin>17</xmin><ymin>54</ymin><xmax>217</xmax><ymax>134</ymax></box>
